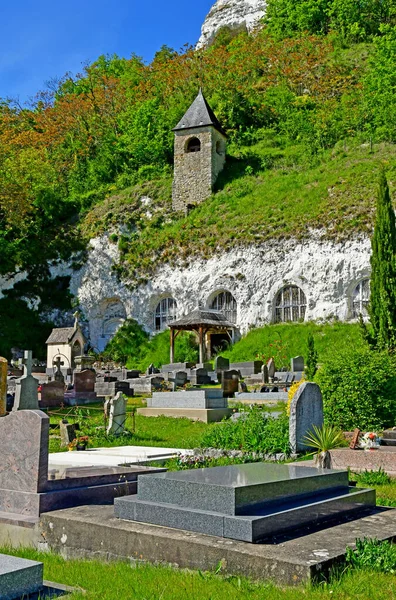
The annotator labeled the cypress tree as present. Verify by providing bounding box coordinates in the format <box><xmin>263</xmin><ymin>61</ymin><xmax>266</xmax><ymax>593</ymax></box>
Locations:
<box><xmin>369</xmin><ymin>171</ymin><xmax>396</xmax><ymax>350</ymax></box>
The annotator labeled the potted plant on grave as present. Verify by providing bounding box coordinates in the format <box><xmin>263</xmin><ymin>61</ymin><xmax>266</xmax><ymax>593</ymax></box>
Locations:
<box><xmin>69</xmin><ymin>436</ymin><xmax>90</xmax><ymax>451</ymax></box>
<box><xmin>303</xmin><ymin>424</ymin><xmax>345</xmax><ymax>469</ymax></box>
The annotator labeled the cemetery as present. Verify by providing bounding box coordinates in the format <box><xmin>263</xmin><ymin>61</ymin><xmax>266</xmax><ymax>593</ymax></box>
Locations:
<box><xmin>1</xmin><ymin>1</ymin><xmax>396</xmax><ymax>595</ymax></box>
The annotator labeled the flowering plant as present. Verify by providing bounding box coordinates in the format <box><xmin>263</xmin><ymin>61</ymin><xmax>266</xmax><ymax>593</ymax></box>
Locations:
<box><xmin>359</xmin><ymin>432</ymin><xmax>380</xmax><ymax>450</ymax></box>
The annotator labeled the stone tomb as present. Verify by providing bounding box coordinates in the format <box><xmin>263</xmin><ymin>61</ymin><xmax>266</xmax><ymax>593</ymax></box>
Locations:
<box><xmin>0</xmin><ymin>553</ymin><xmax>43</xmax><ymax>599</ymax></box>
<box><xmin>138</xmin><ymin>389</ymin><xmax>233</xmax><ymax>423</ymax></box>
<box><xmin>229</xmin><ymin>361</ymin><xmax>263</xmax><ymax>378</ymax></box>
<box><xmin>0</xmin><ymin>409</ymin><xmax>163</xmax><ymax>520</ymax></box>
<box><xmin>114</xmin><ymin>462</ymin><xmax>375</xmax><ymax>543</ymax></box>
<box><xmin>64</xmin><ymin>369</ymin><xmax>98</xmax><ymax>406</ymax></box>
<box><xmin>40</xmin><ymin>380</ymin><xmax>65</xmax><ymax>408</ymax></box>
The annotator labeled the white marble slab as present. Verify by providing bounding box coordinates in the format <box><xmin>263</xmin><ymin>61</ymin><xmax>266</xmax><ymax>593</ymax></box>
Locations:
<box><xmin>49</xmin><ymin>445</ymin><xmax>189</xmax><ymax>468</ymax></box>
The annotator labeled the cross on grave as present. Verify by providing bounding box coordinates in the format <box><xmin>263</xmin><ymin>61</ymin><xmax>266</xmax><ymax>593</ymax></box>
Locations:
<box><xmin>22</xmin><ymin>350</ymin><xmax>34</xmax><ymax>377</ymax></box>
<box><xmin>53</xmin><ymin>356</ymin><xmax>65</xmax><ymax>383</ymax></box>
<box><xmin>13</xmin><ymin>350</ymin><xmax>39</xmax><ymax>411</ymax></box>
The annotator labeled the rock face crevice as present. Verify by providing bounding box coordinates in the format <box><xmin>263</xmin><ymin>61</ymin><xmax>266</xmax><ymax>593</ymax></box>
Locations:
<box><xmin>197</xmin><ymin>0</ymin><xmax>267</xmax><ymax>49</ymax></box>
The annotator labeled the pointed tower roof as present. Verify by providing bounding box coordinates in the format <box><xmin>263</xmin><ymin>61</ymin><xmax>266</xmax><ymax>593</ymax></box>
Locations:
<box><xmin>173</xmin><ymin>89</ymin><xmax>226</xmax><ymax>136</ymax></box>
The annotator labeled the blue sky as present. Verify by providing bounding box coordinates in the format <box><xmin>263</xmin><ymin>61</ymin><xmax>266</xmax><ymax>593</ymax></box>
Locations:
<box><xmin>0</xmin><ymin>1</ymin><xmax>214</xmax><ymax>102</ymax></box>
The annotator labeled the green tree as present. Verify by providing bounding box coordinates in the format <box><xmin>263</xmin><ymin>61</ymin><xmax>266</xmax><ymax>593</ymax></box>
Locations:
<box><xmin>305</xmin><ymin>332</ymin><xmax>318</xmax><ymax>380</ymax></box>
<box><xmin>369</xmin><ymin>171</ymin><xmax>396</xmax><ymax>350</ymax></box>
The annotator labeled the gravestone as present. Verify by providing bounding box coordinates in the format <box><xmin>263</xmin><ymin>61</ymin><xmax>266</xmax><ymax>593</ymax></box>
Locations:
<box><xmin>289</xmin><ymin>382</ymin><xmax>324</xmax><ymax>453</ymax></box>
<box><xmin>222</xmin><ymin>370</ymin><xmax>240</xmax><ymax>398</ymax></box>
<box><xmin>170</xmin><ymin>371</ymin><xmax>188</xmax><ymax>391</ymax></box>
<box><xmin>261</xmin><ymin>364</ymin><xmax>269</xmax><ymax>384</ymax></box>
<box><xmin>239</xmin><ymin>381</ymin><xmax>248</xmax><ymax>393</ymax></box>
<box><xmin>60</xmin><ymin>420</ymin><xmax>77</xmax><ymax>447</ymax></box>
<box><xmin>190</xmin><ymin>368</ymin><xmax>211</xmax><ymax>385</ymax></box>
<box><xmin>291</xmin><ymin>356</ymin><xmax>304</xmax><ymax>372</ymax></box>
<box><xmin>215</xmin><ymin>356</ymin><xmax>230</xmax><ymax>372</ymax></box>
<box><xmin>267</xmin><ymin>358</ymin><xmax>275</xmax><ymax>380</ymax></box>
<box><xmin>0</xmin><ymin>357</ymin><xmax>7</xmax><ymax>416</ymax></box>
<box><xmin>74</xmin><ymin>369</ymin><xmax>95</xmax><ymax>393</ymax></box>
<box><xmin>53</xmin><ymin>357</ymin><xmax>65</xmax><ymax>383</ymax></box>
<box><xmin>13</xmin><ymin>351</ymin><xmax>39</xmax><ymax>411</ymax></box>
<box><xmin>40</xmin><ymin>380</ymin><xmax>65</xmax><ymax>408</ymax></box>
<box><xmin>105</xmin><ymin>392</ymin><xmax>128</xmax><ymax>436</ymax></box>
<box><xmin>0</xmin><ymin>554</ymin><xmax>44</xmax><ymax>599</ymax></box>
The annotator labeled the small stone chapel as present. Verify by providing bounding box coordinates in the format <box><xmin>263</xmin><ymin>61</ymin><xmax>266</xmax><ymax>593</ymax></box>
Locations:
<box><xmin>172</xmin><ymin>89</ymin><xmax>227</xmax><ymax>212</ymax></box>
<box><xmin>46</xmin><ymin>312</ymin><xmax>86</xmax><ymax>374</ymax></box>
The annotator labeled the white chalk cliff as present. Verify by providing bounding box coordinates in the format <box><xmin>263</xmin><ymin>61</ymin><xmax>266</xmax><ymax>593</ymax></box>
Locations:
<box><xmin>197</xmin><ymin>0</ymin><xmax>267</xmax><ymax>49</ymax></box>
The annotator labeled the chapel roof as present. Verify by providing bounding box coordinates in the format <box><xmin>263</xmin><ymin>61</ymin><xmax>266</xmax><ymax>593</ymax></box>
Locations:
<box><xmin>46</xmin><ymin>327</ymin><xmax>77</xmax><ymax>345</ymax></box>
<box><xmin>173</xmin><ymin>89</ymin><xmax>227</xmax><ymax>136</ymax></box>
<box><xmin>169</xmin><ymin>308</ymin><xmax>235</xmax><ymax>330</ymax></box>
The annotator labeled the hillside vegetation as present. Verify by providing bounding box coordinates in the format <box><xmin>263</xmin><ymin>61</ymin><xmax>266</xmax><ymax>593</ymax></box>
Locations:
<box><xmin>0</xmin><ymin>0</ymin><xmax>396</xmax><ymax>355</ymax></box>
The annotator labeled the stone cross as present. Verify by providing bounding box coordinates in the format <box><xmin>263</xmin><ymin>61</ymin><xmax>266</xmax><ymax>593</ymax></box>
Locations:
<box><xmin>53</xmin><ymin>357</ymin><xmax>65</xmax><ymax>383</ymax></box>
<box><xmin>105</xmin><ymin>392</ymin><xmax>128</xmax><ymax>436</ymax></box>
<box><xmin>0</xmin><ymin>357</ymin><xmax>7</xmax><ymax>416</ymax></box>
<box><xmin>13</xmin><ymin>351</ymin><xmax>39</xmax><ymax>411</ymax></box>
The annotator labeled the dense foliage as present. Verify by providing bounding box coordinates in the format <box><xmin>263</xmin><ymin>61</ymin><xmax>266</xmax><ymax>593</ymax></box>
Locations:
<box><xmin>200</xmin><ymin>407</ymin><xmax>290</xmax><ymax>455</ymax></box>
<box><xmin>316</xmin><ymin>346</ymin><xmax>396</xmax><ymax>430</ymax></box>
<box><xmin>1</xmin><ymin>9</ymin><xmax>396</xmax><ymax>357</ymax></box>
<box><xmin>368</xmin><ymin>172</ymin><xmax>396</xmax><ymax>350</ymax></box>
<box><xmin>265</xmin><ymin>0</ymin><xmax>396</xmax><ymax>41</ymax></box>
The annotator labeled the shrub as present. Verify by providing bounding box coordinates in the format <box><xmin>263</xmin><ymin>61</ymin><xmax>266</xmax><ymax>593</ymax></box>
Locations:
<box><xmin>200</xmin><ymin>407</ymin><xmax>290</xmax><ymax>455</ymax></box>
<box><xmin>346</xmin><ymin>538</ymin><xmax>396</xmax><ymax>573</ymax></box>
<box><xmin>316</xmin><ymin>347</ymin><xmax>396</xmax><ymax>430</ymax></box>
<box><xmin>356</xmin><ymin>468</ymin><xmax>391</xmax><ymax>486</ymax></box>
<box><xmin>100</xmin><ymin>319</ymin><xmax>149</xmax><ymax>364</ymax></box>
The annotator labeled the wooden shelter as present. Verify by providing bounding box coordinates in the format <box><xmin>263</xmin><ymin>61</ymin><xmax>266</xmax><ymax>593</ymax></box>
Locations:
<box><xmin>169</xmin><ymin>308</ymin><xmax>235</xmax><ymax>363</ymax></box>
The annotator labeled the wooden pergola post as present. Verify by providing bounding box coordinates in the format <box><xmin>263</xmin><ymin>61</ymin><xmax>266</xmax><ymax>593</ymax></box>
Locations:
<box><xmin>170</xmin><ymin>328</ymin><xmax>175</xmax><ymax>363</ymax></box>
<box><xmin>198</xmin><ymin>326</ymin><xmax>205</xmax><ymax>363</ymax></box>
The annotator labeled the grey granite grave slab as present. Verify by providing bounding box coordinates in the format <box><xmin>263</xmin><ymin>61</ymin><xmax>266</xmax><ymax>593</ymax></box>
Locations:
<box><xmin>229</xmin><ymin>361</ymin><xmax>263</xmax><ymax>377</ymax></box>
<box><xmin>148</xmin><ymin>389</ymin><xmax>226</xmax><ymax>409</ymax></box>
<box><xmin>0</xmin><ymin>553</ymin><xmax>43</xmax><ymax>599</ymax></box>
<box><xmin>115</xmin><ymin>487</ymin><xmax>375</xmax><ymax>543</ymax></box>
<box><xmin>130</xmin><ymin>463</ymin><xmax>349</xmax><ymax>515</ymax></box>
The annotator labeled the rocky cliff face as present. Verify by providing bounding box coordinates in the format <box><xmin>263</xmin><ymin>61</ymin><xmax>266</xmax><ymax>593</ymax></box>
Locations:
<box><xmin>197</xmin><ymin>0</ymin><xmax>267</xmax><ymax>49</ymax></box>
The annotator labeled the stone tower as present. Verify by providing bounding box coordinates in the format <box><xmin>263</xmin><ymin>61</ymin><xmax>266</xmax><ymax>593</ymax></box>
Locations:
<box><xmin>172</xmin><ymin>89</ymin><xmax>227</xmax><ymax>212</ymax></box>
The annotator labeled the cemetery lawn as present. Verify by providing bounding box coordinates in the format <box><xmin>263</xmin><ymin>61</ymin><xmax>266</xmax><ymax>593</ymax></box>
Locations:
<box><xmin>4</xmin><ymin>547</ymin><xmax>396</xmax><ymax>599</ymax></box>
<box><xmin>48</xmin><ymin>401</ymin><xmax>214</xmax><ymax>453</ymax></box>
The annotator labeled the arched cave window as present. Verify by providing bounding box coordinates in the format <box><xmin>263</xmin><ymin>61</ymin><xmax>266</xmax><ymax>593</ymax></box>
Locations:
<box><xmin>216</xmin><ymin>140</ymin><xmax>223</xmax><ymax>155</ymax></box>
<box><xmin>275</xmin><ymin>286</ymin><xmax>307</xmax><ymax>323</ymax></box>
<box><xmin>186</xmin><ymin>137</ymin><xmax>201</xmax><ymax>153</ymax></box>
<box><xmin>352</xmin><ymin>279</ymin><xmax>370</xmax><ymax>318</ymax></box>
<box><xmin>155</xmin><ymin>297</ymin><xmax>177</xmax><ymax>331</ymax></box>
<box><xmin>210</xmin><ymin>291</ymin><xmax>237</xmax><ymax>324</ymax></box>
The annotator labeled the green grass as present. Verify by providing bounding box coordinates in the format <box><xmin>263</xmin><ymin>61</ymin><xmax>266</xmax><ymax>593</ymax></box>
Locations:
<box><xmin>222</xmin><ymin>321</ymin><xmax>364</xmax><ymax>368</ymax></box>
<box><xmin>4</xmin><ymin>547</ymin><xmax>396</xmax><ymax>599</ymax></box>
<box><xmin>350</xmin><ymin>470</ymin><xmax>396</xmax><ymax>507</ymax></box>
<box><xmin>83</xmin><ymin>137</ymin><xmax>396</xmax><ymax>287</ymax></box>
<box><xmin>48</xmin><ymin>401</ymin><xmax>214</xmax><ymax>453</ymax></box>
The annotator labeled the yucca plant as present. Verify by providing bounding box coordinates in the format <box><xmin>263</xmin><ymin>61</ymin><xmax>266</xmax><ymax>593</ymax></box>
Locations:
<box><xmin>303</xmin><ymin>424</ymin><xmax>345</xmax><ymax>469</ymax></box>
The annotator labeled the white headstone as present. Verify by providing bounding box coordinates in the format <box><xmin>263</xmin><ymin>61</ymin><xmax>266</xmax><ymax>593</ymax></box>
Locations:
<box><xmin>105</xmin><ymin>392</ymin><xmax>128</xmax><ymax>436</ymax></box>
<box><xmin>289</xmin><ymin>382</ymin><xmax>324</xmax><ymax>453</ymax></box>
<box><xmin>13</xmin><ymin>351</ymin><xmax>39</xmax><ymax>411</ymax></box>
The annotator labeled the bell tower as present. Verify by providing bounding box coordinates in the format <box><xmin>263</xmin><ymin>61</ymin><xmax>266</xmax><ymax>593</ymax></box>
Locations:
<box><xmin>172</xmin><ymin>89</ymin><xmax>227</xmax><ymax>212</ymax></box>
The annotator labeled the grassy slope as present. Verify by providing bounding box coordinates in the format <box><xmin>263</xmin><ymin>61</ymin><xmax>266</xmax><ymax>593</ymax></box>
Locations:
<box><xmin>4</xmin><ymin>547</ymin><xmax>396</xmax><ymax>599</ymax></box>
<box><xmin>222</xmin><ymin>321</ymin><xmax>364</xmax><ymax>367</ymax></box>
<box><xmin>80</xmin><ymin>137</ymin><xmax>396</xmax><ymax>287</ymax></box>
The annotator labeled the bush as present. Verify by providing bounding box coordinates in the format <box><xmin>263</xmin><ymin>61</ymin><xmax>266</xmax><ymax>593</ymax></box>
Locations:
<box><xmin>200</xmin><ymin>407</ymin><xmax>290</xmax><ymax>455</ymax></box>
<box><xmin>101</xmin><ymin>319</ymin><xmax>149</xmax><ymax>364</ymax></box>
<box><xmin>316</xmin><ymin>347</ymin><xmax>396</xmax><ymax>430</ymax></box>
<box><xmin>346</xmin><ymin>538</ymin><xmax>396</xmax><ymax>574</ymax></box>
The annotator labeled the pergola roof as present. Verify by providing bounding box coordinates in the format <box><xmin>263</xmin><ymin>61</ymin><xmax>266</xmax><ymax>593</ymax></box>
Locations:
<box><xmin>169</xmin><ymin>308</ymin><xmax>235</xmax><ymax>331</ymax></box>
